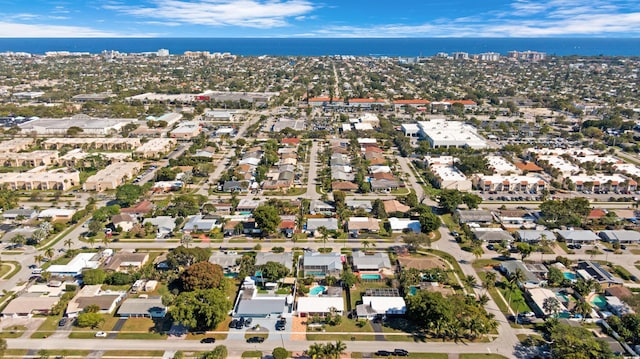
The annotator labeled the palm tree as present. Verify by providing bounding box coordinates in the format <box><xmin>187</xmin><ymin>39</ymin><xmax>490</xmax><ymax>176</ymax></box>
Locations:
<box><xmin>332</xmin><ymin>341</ymin><xmax>347</xmax><ymax>359</ymax></box>
<box><xmin>44</xmin><ymin>247</ymin><xmax>55</xmax><ymax>260</ymax></box>
<box><xmin>464</xmin><ymin>275</ymin><xmax>477</xmax><ymax>289</ymax></box>
<box><xmin>483</xmin><ymin>271</ymin><xmax>497</xmax><ymax>294</ymax></box>
<box><xmin>507</xmin><ymin>269</ymin><xmax>525</xmax><ymax>312</ymax></box>
<box><xmin>575</xmin><ymin>299</ymin><xmax>592</xmax><ymax>321</ymax></box>
<box><xmin>318</xmin><ymin>226</ymin><xmax>329</xmax><ymax>249</ymax></box>
<box><xmin>87</xmin><ymin>236</ymin><xmax>97</xmax><ymax>249</ymax></box>
<box><xmin>64</xmin><ymin>238</ymin><xmax>73</xmax><ymax>250</ymax></box>
<box><xmin>102</xmin><ymin>236</ymin><xmax>110</xmax><ymax>248</ymax></box>
<box><xmin>361</xmin><ymin>240</ymin><xmax>376</xmax><ymax>252</ymax></box>
<box><xmin>181</xmin><ymin>234</ymin><xmax>193</xmax><ymax>248</ymax></box>
<box><xmin>306</xmin><ymin>343</ymin><xmax>324</xmax><ymax>359</ymax></box>
<box><xmin>471</xmin><ymin>245</ymin><xmax>483</xmax><ymax>260</ymax></box>
<box><xmin>34</xmin><ymin>254</ymin><xmax>44</xmax><ymax>266</ymax></box>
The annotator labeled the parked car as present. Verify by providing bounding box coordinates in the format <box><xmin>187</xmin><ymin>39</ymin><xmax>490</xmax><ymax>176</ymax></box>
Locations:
<box><xmin>276</xmin><ymin>319</ymin><xmax>286</xmax><ymax>331</ymax></box>
<box><xmin>200</xmin><ymin>337</ymin><xmax>216</xmax><ymax>344</ymax></box>
<box><xmin>244</xmin><ymin>317</ymin><xmax>252</xmax><ymax>327</ymax></box>
<box><xmin>58</xmin><ymin>318</ymin><xmax>67</xmax><ymax>327</ymax></box>
<box><xmin>374</xmin><ymin>350</ymin><xmax>392</xmax><ymax>357</ymax></box>
<box><xmin>95</xmin><ymin>331</ymin><xmax>107</xmax><ymax>337</ymax></box>
<box><xmin>28</xmin><ymin>264</ymin><xmax>37</xmax><ymax>269</ymax></box>
<box><xmin>229</xmin><ymin>319</ymin><xmax>238</xmax><ymax>328</ymax></box>
<box><xmin>246</xmin><ymin>336</ymin><xmax>265</xmax><ymax>343</ymax></box>
<box><xmin>393</xmin><ymin>349</ymin><xmax>409</xmax><ymax>356</ymax></box>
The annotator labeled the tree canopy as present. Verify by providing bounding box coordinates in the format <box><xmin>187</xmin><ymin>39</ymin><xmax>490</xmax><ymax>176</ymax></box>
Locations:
<box><xmin>252</xmin><ymin>205</ymin><xmax>281</xmax><ymax>236</ymax></box>
<box><xmin>170</xmin><ymin>288</ymin><xmax>232</xmax><ymax>330</ymax></box>
<box><xmin>259</xmin><ymin>261</ymin><xmax>290</xmax><ymax>282</ymax></box>
<box><xmin>438</xmin><ymin>189</ymin><xmax>463</xmax><ymax>213</ymax></box>
<box><xmin>548</xmin><ymin>322</ymin><xmax>613</xmax><ymax>359</ymax></box>
<box><xmin>179</xmin><ymin>261</ymin><xmax>224</xmax><ymax>292</ymax></box>
<box><xmin>540</xmin><ymin>198</ymin><xmax>591</xmax><ymax>228</ymax></box>
<box><xmin>116</xmin><ymin>184</ymin><xmax>144</xmax><ymax>207</ymax></box>
<box><xmin>166</xmin><ymin>246</ymin><xmax>212</xmax><ymax>269</ymax></box>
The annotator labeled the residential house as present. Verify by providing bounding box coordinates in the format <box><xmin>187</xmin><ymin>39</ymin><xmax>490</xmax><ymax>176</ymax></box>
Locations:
<box><xmin>223</xmin><ymin>180</ymin><xmax>249</xmax><ymax>193</ymax></box>
<box><xmin>306</xmin><ymin>218</ymin><xmax>339</xmax><ymax>234</ymax></box>
<box><xmin>38</xmin><ymin>208</ymin><xmax>75</xmax><ymax>222</ymax></box>
<box><xmin>234</xmin><ymin>277</ymin><xmax>290</xmax><ymax>318</ymax></box>
<box><xmin>387</xmin><ymin>217</ymin><xmax>421</xmax><ymax>233</ymax></box>
<box><xmin>473</xmin><ymin>228</ymin><xmax>514</xmax><ymax>243</ymax></box>
<box><xmin>351</xmin><ymin>251</ymin><xmax>391</xmax><ymax>272</ymax></box>
<box><xmin>47</xmin><ymin>253</ymin><xmax>101</xmax><ymax>277</ymax></box>
<box><xmin>66</xmin><ymin>285</ymin><xmax>126</xmax><ymax>317</ymax></box>
<box><xmin>117</xmin><ymin>297</ymin><xmax>167</xmax><ymax>318</ymax></box>
<box><xmin>370</xmin><ymin>178</ymin><xmax>400</xmax><ymax>192</ymax></box>
<box><xmin>142</xmin><ymin>216</ymin><xmax>176</xmax><ymax>238</ymax></box>
<box><xmin>598</xmin><ymin>230</ymin><xmax>640</xmax><ymax>244</ymax></box>
<box><xmin>104</xmin><ymin>251</ymin><xmax>149</xmax><ymax>272</ymax></box>
<box><xmin>556</xmin><ymin>230</ymin><xmax>599</xmax><ymax>245</ymax></box>
<box><xmin>310</xmin><ymin>200</ymin><xmax>335</xmax><ymax>215</ymax></box>
<box><xmin>456</xmin><ymin>210</ymin><xmax>494</xmax><ymax>225</ymax></box>
<box><xmin>183</xmin><ymin>215</ymin><xmax>222</xmax><ymax>233</ymax></box>
<box><xmin>345</xmin><ymin>200</ymin><xmax>372</xmax><ymax>213</ymax></box>
<box><xmin>255</xmin><ymin>252</ymin><xmax>294</xmax><ymax>271</ymax></box>
<box><xmin>576</xmin><ymin>261</ymin><xmax>623</xmax><ymax>288</ymax></box>
<box><xmin>1</xmin><ymin>294</ymin><xmax>59</xmax><ymax>318</ymax></box>
<box><xmin>346</xmin><ymin>217</ymin><xmax>380</xmax><ymax>236</ymax></box>
<box><xmin>279</xmin><ymin>219</ymin><xmax>296</xmax><ymax>238</ymax></box>
<box><xmin>2</xmin><ymin>208</ymin><xmax>37</xmax><ymax>221</ymax></box>
<box><xmin>302</xmin><ymin>252</ymin><xmax>343</xmax><ymax>278</ymax></box>
<box><xmin>515</xmin><ymin>230</ymin><xmax>556</xmax><ymax>244</ymax></box>
<box><xmin>121</xmin><ymin>200</ymin><xmax>155</xmax><ymax>219</ymax></box>
<box><xmin>526</xmin><ymin>287</ymin><xmax>568</xmax><ymax>317</ymax></box>
<box><xmin>236</xmin><ymin>199</ymin><xmax>262</xmax><ymax>213</ymax></box>
<box><xmin>111</xmin><ymin>214</ymin><xmax>136</xmax><ymax>232</ymax></box>
<box><xmin>332</xmin><ymin>181</ymin><xmax>359</xmax><ymax>192</ymax></box>
<box><xmin>357</xmin><ymin>288</ymin><xmax>406</xmax><ymax>320</ymax></box>
<box><xmin>383</xmin><ymin>200</ymin><xmax>410</xmax><ymax>214</ymax></box>
<box><xmin>495</xmin><ymin>209</ymin><xmax>537</xmax><ymax>228</ymax></box>
<box><xmin>500</xmin><ymin>260</ymin><xmax>546</xmax><ymax>288</ymax></box>
<box><xmin>297</xmin><ymin>296</ymin><xmax>344</xmax><ymax>317</ymax></box>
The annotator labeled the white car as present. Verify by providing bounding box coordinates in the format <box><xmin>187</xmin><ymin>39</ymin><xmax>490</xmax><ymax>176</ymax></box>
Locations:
<box><xmin>95</xmin><ymin>331</ymin><xmax>107</xmax><ymax>337</ymax></box>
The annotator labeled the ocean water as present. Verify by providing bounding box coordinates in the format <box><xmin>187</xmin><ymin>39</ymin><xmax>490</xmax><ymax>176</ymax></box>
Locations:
<box><xmin>0</xmin><ymin>38</ymin><xmax>639</xmax><ymax>57</ymax></box>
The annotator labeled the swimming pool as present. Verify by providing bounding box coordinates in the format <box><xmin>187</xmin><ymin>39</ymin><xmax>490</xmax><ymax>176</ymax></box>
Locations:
<box><xmin>591</xmin><ymin>295</ymin><xmax>607</xmax><ymax>310</ymax></box>
<box><xmin>409</xmin><ymin>286</ymin><xmax>418</xmax><ymax>296</ymax></box>
<box><xmin>361</xmin><ymin>273</ymin><xmax>382</xmax><ymax>280</ymax></box>
<box><xmin>563</xmin><ymin>272</ymin><xmax>577</xmax><ymax>280</ymax></box>
<box><xmin>309</xmin><ymin>285</ymin><xmax>326</xmax><ymax>296</ymax></box>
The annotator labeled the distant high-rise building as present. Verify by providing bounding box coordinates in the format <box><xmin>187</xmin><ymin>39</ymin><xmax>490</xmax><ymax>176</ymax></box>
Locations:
<box><xmin>507</xmin><ymin>50</ymin><xmax>546</xmax><ymax>61</ymax></box>
<box><xmin>157</xmin><ymin>48</ymin><xmax>170</xmax><ymax>57</ymax></box>
<box><xmin>452</xmin><ymin>52</ymin><xmax>469</xmax><ymax>60</ymax></box>
<box><xmin>479</xmin><ymin>52</ymin><xmax>500</xmax><ymax>61</ymax></box>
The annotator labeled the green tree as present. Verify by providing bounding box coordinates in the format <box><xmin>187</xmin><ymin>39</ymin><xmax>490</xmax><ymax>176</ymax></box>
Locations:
<box><xmin>371</xmin><ymin>199</ymin><xmax>387</xmax><ymax>219</ymax></box>
<box><xmin>419</xmin><ymin>211</ymin><xmax>441</xmax><ymax>233</ymax></box>
<box><xmin>252</xmin><ymin>205</ymin><xmax>281</xmax><ymax>236</ymax></box>
<box><xmin>483</xmin><ymin>271</ymin><xmax>496</xmax><ymax>293</ymax></box>
<box><xmin>170</xmin><ymin>288</ymin><xmax>232</xmax><ymax>330</ymax></box>
<box><xmin>515</xmin><ymin>242</ymin><xmax>534</xmax><ymax>261</ymax></box>
<box><xmin>549</xmin><ymin>322</ymin><xmax>613</xmax><ymax>358</ymax></box>
<box><xmin>166</xmin><ymin>246</ymin><xmax>211</xmax><ymax>269</ymax></box>
<box><xmin>88</xmin><ymin>220</ymin><xmax>103</xmax><ymax>236</ymax></box>
<box><xmin>115</xmin><ymin>184</ymin><xmax>143</xmax><ymax>207</ymax></box>
<box><xmin>543</xmin><ymin>297</ymin><xmax>561</xmax><ymax>318</ymax></box>
<box><xmin>403</xmin><ymin>232</ymin><xmax>431</xmax><ymax>251</ymax></box>
<box><xmin>340</xmin><ymin>269</ymin><xmax>357</xmax><ymax>288</ymax></box>
<box><xmin>462</xmin><ymin>193</ymin><xmax>482</xmax><ymax>209</ymax></box>
<box><xmin>438</xmin><ymin>189</ymin><xmax>463</xmax><ymax>213</ymax></box>
<box><xmin>272</xmin><ymin>347</ymin><xmax>289</xmax><ymax>359</ymax></box>
<box><xmin>44</xmin><ymin>247</ymin><xmax>55</xmax><ymax>260</ymax></box>
<box><xmin>76</xmin><ymin>312</ymin><xmax>104</xmax><ymax>328</ymax></box>
<box><xmin>547</xmin><ymin>266</ymin><xmax>565</xmax><ymax>287</ymax></box>
<box><xmin>180</xmin><ymin>234</ymin><xmax>193</xmax><ymax>248</ymax></box>
<box><xmin>82</xmin><ymin>269</ymin><xmax>106</xmax><ymax>285</ymax></box>
<box><xmin>259</xmin><ymin>261</ymin><xmax>290</xmax><ymax>282</ymax></box>
<box><xmin>201</xmin><ymin>345</ymin><xmax>228</xmax><ymax>359</ymax></box>
<box><xmin>0</xmin><ymin>338</ymin><xmax>6</xmax><ymax>357</ymax></box>
<box><xmin>179</xmin><ymin>262</ymin><xmax>224</xmax><ymax>292</ymax></box>
<box><xmin>11</xmin><ymin>234</ymin><xmax>26</xmax><ymax>246</ymax></box>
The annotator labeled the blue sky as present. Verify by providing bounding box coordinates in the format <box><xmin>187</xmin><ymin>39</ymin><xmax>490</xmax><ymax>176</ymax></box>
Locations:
<box><xmin>0</xmin><ymin>0</ymin><xmax>639</xmax><ymax>37</ymax></box>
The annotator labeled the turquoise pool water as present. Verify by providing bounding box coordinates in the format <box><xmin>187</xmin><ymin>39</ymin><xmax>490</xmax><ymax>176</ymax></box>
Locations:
<box><xmin>591</xmin><ymin>295</ymin><xmax>607</xmax><ymax>310</ymax></box>
<box><xmin>409</xmin><ymin>286</ymin><xmax>418</xmax><ymax>296</ymax></box>
<box><xmin>361</xmin><ymin>273</ymin><xmax>382</xmax><ymax>280</ymax></box>
<box><xmin>563</xmin><ymin>272</ymin><xmax>577</xmax><ymax>280</ymax></box>
<box><xmin>224</xmin><ymin>273</ymin><xmax>238</xmax><ymax>278</ymax></box>
<box><xmin>309</xmin><ymin>286</ymin><xmax>326</xmax><ymax>296</ymax></box>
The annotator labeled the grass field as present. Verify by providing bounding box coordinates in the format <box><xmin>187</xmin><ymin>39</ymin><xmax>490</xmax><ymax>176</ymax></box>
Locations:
<box><xmin>31</xmin><ymin>316</ymin><xmax>61</xmax><ymax>338</ymax></box>
<box><xmin>116</xmin><ymin>318</ymin><xmax>168</xmax><ymax>340</ymax></box>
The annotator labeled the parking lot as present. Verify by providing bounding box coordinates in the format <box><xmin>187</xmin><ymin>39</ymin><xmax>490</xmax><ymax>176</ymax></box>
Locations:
<box><xmin>226</xmin><ymin>316</ymin><xmax>291</xmax><ymax>342</ymax></box>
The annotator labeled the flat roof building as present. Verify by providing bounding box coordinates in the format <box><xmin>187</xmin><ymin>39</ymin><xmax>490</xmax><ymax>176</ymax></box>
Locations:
<box><xmin>0</xmin><ymin>169</ymin><xmax>80</xmax><ymax>191</ymax></box>
<box><xmin>43</xmin><ymin>138</ymin><xmax>141</xmax><ymax>151</ymax></box>
<box><xmin>134</xmin><ymin>138</ymin><xmax>176</xmax><ymax>158</ymax></box>
<box><xmin>84</xmin><ymin>162</ymin><xmax>142</xmax><ymax>192</ymax></box>
<box><xmin>19</xmin><ymin>115</ymin><xmax>137</xmax><ymax>136</ymax></box>
<box><xmin>0</xmin><ymin>150</ymin><xmax>58</xmax><ymax>167</ymax></box>
<box><xmin>417</xmin><ymin>119</ymin><xmax>487</xmax><ymax>149</ymax></box>
<box><xmin>430</xmin><ymin>165</ymin><xmax>472</xmax><ymax>191</ymax></box>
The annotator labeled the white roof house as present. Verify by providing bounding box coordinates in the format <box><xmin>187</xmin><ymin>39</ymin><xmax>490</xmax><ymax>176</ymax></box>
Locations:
<box><xmin>47</xmin><ymin>253</ymin><xmax>100</xmax><ymax>276</ymax></box>
<box><xmin>361</xmin><ymin>296</ymin><xmax>406</xmax><ymax>315</ymax></box>
<box><xmin>388</xmin><ymin>217</ymin><xmax>421</xmax><ymax>233</ymax></box>
<box><xmin>297</xmin><ymin>297</ymin><xmax>344</xmax><ymax>316</ymax></box>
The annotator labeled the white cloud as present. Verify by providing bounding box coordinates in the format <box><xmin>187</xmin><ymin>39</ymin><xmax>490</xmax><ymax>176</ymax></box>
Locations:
<box><xmin>0</xmin><ymin>22</ymin><xmax>150</xmax><ymax>37</ymax></box>
<box><xmin>106</xmin><ymin>0</ymin><xmax>316</xmax><ymax>28</ymax></box>
<box><xmin>309</xmin><ymin>0</ymin><xmax>640</xmax><ymax>37</ymax></box>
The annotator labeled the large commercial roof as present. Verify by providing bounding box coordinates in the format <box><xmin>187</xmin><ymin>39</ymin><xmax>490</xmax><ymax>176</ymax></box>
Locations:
<box><xmin>417</xmin><ymin>119</ymin><xmax>487</xmax><ymax>149</ymax></box>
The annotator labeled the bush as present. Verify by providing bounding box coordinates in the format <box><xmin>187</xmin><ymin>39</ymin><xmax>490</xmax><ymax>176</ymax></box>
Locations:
<box><xmin>272</xmin><ymin>347</ymin><xmax>288</xmax><ymax>359</ymax></box>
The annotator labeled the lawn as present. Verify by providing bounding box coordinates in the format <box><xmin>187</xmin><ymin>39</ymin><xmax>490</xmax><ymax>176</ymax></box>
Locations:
<box><xmin>472</xmin><ymin>259</ymin><xmax>500</xmax><ymax>270</ymax></box>
<box><xmin>353</xmin><ymin>354</ymin><xmax>446</xmax><ymax>359</ymax></box>
<box><xmin>242</xmin><ymin>351</ymin><xmax>264</xmax><ymax>358</ymax></box>
<box><xmin>184</xmin><ymin>317</ymin><xmax>231</xmax><ymax>340</ymax></box>
<box><xmin>498</xmin><ymin>282</ymin><xmax>532</xmax><ymax>314</ymax></box>
<box><xmin>460</xmin><ymin>355</ymin><xmax>508</xmax><ymax>359</ymax></box>
<box><xmin>116</xmin><ymin>318</ymin><xmax>168</xmax><ymax>339</ymax></box>
<box><xmin>0</xmin><ymin>325</ymin><xmax>26</xmax><ymax>338</ymax></box>
<box><xmin>102</xmin><ymin>350</ymin><xmax>165</xmax><ymax>357</ymax></box>
<box><xmin>70</xmin><ymin>315</ymin><xmax>121</xmax><ymax>336</ymax></box>
<box><xmin>557</xmin><ymin>242</ymin><xmax>575</xmax><ymax>254</ymax></box>
<box><xmin>0</xmin><ymin>264</ymin><xmax>12</xmax><ymax>278</ymax></box>
<box><xmin>306</xmin><ymin>319</ymin><xmax>377</xmax><ymax>341</ymax></box>
<box><xmin>31</xmin><ymin>316</ymin><xmax>62</xmax><ymax>338</ymax></box>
